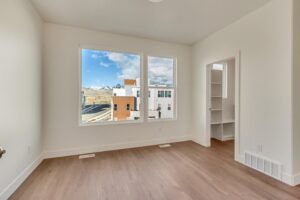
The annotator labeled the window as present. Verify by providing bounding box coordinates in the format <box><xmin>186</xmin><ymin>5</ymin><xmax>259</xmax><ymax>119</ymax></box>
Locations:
<box><xmin>126</xmin><ymin>104</ymin><xmax>130</xmax><ymax>111</ymax></box>
<box><xmin>158</xmin><ymin>90</ymin><xmax>172</xmax><ymax>98</ymax></box>
<box><xmin>80</xmin><ymin>48</ymin><xmax>176</xmax><ymax>125</ymax></box>
<box><xmin>158</xmin><ymin>91</ymin><xmax>162</xmax><ymax>97</ymax></box>
<box><xmin>165</xmin><ymin>91</ymin><xmax>171</xmax><ymax>98</ymax></box>
<box><xmin>148</xmin><ymin>56</ymin><xmax>176</xmax><ymax>120</ymax></box>
<box><xmin>158</xmin><ymin>90</ymin><xmax>165</xmax><ymax>98</ymax></box>
<box><xmin>80</xmin><ymin>48</ymin><xmax>141</xmax><ymax>124</ymax></box>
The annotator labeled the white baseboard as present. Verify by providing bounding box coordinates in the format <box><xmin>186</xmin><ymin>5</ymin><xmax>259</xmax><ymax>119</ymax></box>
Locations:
<box><xmin>293</xmin><ymin>173</ymin><xmax>300</xmax><ymax>186</ymax></box>
<box><xmin>282</xmin><ymin>173</ymin><xmax>294</xmax><ymax>185</ymax></box>
<box><xmin>44</xmin><ymin>136</ymin><xmax>192</xmax><ymax>159</ymax></box>
<box><xmin>282</xmin><ymin>172</ymin><xmax>300</xmax><ymax>186</ymax></box>
<box><xmin>191</xmin><ymin>137</ymin><xmax>210</xmax><ymax>147</ymax></box>
<box><xmin>222</xmin><ymin>136</ymin><xmax>235</xmax><ymax>141</ymax></box>
<box><xmin>235</xmin><ymin>153</ymin><xmax>245</xmax><ymax>164</ymax></box>
<box><xmin>0</xmin><ymin>154</ymin><xmax>44</xmax><ymax>200</ymax></box>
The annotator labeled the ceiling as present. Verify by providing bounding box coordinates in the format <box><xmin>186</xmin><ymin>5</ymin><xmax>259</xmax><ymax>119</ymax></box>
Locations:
<box><xmin>31</xmin><ymin>0</ymin><xmax>270</xmax><ymax>45</ymax></box>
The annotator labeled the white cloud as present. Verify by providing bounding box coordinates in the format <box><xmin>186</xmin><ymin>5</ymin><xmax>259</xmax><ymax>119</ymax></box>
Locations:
<box><xmin>91</xmin><ymin>54</ymin><xmax>100</xmax><ymax>59</ymax></box>
<box><xmin>106</xmin><ymin>52</ymin><xmax>140</xmax><ymax>81</ymax></box>
<box><xmin>148</xmin><ymin>57</ymin><xmax>173</xmax><ymax>86</ymax></box>
<box><xmin>99</xmin><ymin>62</ymin><xmax>110</xmax><ymax>68</ymax></box>
<box><xmin>91</xmin><ymin>51</ymin><xmax>106</xmax><ymax>59</ymax></box>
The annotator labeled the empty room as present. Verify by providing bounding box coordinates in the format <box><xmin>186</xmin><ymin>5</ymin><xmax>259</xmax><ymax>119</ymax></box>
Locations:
<box><xmin>1</xmin><ymin>0</ymin><xmax>300</xmax><ymax>199</ymax></box>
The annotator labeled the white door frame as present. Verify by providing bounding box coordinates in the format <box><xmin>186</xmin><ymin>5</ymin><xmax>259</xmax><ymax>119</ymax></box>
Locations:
<box><xmin>205</xmin><ymin>51</ymin><xmax>241</xmax><ymax>162</ymax></box>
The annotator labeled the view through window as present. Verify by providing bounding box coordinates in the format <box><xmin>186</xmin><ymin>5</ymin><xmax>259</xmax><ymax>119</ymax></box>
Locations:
<box><xmin>148</xmin><ymin>56</ymin><xmax>175</xmax><ymax>120</ymax></box>
<box><xmin>81</xmin><ymin>49</ymin><xmax>141</xmax><ymax>124</ymax></box>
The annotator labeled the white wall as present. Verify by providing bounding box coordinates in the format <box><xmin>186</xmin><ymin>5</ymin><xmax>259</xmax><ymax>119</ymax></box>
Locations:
<box><xmin>43</xmin><ymin>23</ymin><xmax>192</xmax><ymax>157</ymax></box>
<box><xmin>0</xmin><ymin>0</ymin><xmax>43</xmax><ymax>199</ymax></box>
<box><xmin>192</xmin><ymin>0</ymin><xmax>293</xmax><ymax>178</ymax></box>
<box><xmin>222</xmin><ymin>59</ymin><xmax>235</xmax><ymax>121</ymax></box>
<box><xmin>293</xmin><ymin>0</ymin><xmax>300</xmax><ymax>178</ymax></box>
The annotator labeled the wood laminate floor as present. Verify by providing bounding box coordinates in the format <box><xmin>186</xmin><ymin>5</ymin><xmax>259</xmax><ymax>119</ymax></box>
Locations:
<box><xmin>10</xmin><ymin>140</ymin><xmax>300</xmax><ymax>200</ymax></box>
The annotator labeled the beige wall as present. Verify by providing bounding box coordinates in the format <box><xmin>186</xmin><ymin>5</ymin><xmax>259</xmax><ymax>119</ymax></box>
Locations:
<box><xmin>0</xmin><ymin>0</ymin><xmax>43</xmax><ymax>198</ymax></box>
<box><xmin>42</xmin><ymin>23</ymin><xmax>192</xmax><ymax>157</ymax></box>
<box><xmin>192</xmin><ymin>0</ymin><xmax>293</xmax><ymax>180</ymax></box>
<box><xmin>293</xmin><ymin>0</ymin><xmax>300</xmax><ymax>178</ymax></box>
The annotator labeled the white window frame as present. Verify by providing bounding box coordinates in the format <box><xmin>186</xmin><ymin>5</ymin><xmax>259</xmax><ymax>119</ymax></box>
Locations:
<box><xmin>78</xmin><ymin>45</ymin><xmax>145</xmax><ymax>126</ymax></box>
<box><xmin>146</xmin><ymin>55</ymin><xmax>178</xmax><ymax>122</ymax></box>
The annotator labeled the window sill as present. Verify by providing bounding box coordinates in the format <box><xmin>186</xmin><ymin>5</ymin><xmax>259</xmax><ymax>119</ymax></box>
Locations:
<box><xmin>147</xmin><ymin>118</ymin><xmax>177</xmax><ymax>123</ymax></box>
<box><xmin>79</xmin><ymin>119</ymin><xmax>144</xmax><ymax>127</ymax></box>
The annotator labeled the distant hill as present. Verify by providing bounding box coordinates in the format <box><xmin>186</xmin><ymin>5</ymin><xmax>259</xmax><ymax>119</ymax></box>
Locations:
<box><xmin>82</xmin><ymin>88</ymin><xmax>113</xmax><ymax>105</ymax></box>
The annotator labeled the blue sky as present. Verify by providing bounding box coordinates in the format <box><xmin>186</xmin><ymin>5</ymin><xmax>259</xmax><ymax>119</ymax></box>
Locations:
<box><xmin>82</xmin><ymin>49</ymin><xmax>173</xmax><ymax>89</ymax></box>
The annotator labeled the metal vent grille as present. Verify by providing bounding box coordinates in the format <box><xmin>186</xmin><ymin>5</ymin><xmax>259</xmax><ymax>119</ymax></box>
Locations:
<box><xmin>244</xmin><ymin>151</ymin><xmax>282</xmax><ymax>180</ymax></box>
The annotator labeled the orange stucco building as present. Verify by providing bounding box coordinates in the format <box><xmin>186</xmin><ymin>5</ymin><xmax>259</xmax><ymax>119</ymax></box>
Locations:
<box><xmin>112</xmin><ymin>96</ymin><xmax>136</xmax><ymax>121</ymax></box>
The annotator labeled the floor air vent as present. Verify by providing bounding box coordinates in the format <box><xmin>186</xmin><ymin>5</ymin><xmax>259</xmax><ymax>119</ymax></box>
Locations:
<box><xmin>79</xmin><ymin>153</ymin><xmax>95</xmax><ymax>159</ymax></box>
<box><xmin>244</xmin><ymin>151</ymin><xmax>282</xmax><ymax>180</ymax></box>
<box><xmin>159</xmin><ymin>144</ymin><xmax>171</xmax><ymax>148</ymax></box>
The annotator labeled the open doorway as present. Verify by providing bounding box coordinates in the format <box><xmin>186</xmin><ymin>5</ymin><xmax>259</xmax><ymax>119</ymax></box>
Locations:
<box><xmin>206</xmin><ymin>56</ymin><xmax>240</xmax><ymax>160</ymax></box>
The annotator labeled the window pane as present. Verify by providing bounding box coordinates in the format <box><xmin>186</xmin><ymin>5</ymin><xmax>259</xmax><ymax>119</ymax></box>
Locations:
<box><xmin>148</xmin><ymin>56</ymin><xmax>175</xmax><ymax>120</ymax></box>
<box><xmin>81</xmin><ymin>49</ymin><xmax>141</xmax><ymax>124</ymax></box>
<box><xmin>126</xmin><ymin>104</ymin><xmax>130</xmax><ymax>111</ymax></box>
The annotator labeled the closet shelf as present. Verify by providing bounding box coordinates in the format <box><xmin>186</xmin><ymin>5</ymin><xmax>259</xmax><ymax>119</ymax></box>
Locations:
<box><xmin>211</xmin><ymin>121</ymin><xmax>222</xmax><ymax>125</ymax></box>
<box><xmin>223</xmin><ymin>120</ymin><xmax>235</xmax><ymax>124</ymax></box>
<box><xmin>211</xmin><ymin>96</ymin><xmax>222</xmax><ymax>98</ymax></box>
<box><xmin>210</xmin><ymin>120</ymin><xmax>235</xmax><ymax>125</ymax></box>
<box><xmin>211</xmin><ymin>109</ymin><xmax>222</xmax><ymax>111</ymax></box>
